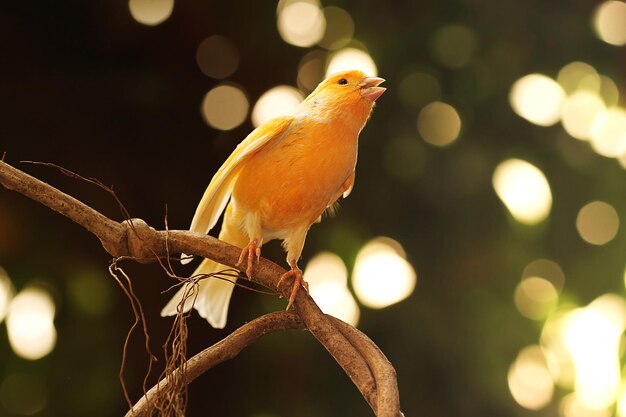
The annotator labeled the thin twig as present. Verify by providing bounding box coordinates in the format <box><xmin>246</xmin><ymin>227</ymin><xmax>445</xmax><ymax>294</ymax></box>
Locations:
<box><xmin>108</xmin><ymin>261</ymin><xmax>157</xmax><ymax>411</ymax></box>
<box><xmin>21</xmin><ymin>160</ymin><xmax>134</xmax><ymax>222</ymax></box>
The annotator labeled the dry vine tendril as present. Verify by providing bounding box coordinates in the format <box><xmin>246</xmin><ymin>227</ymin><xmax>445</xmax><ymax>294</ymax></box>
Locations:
<box><xmin>0</xmin><ymin>159</ymin><xmax>403</xmax><ymax>417</ymax></box>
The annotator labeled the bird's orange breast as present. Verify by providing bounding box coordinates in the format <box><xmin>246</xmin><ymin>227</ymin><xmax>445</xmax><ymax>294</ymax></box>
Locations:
<box><xmin>232</xmin><ymin>118</ymin><xmax>358</xmax><ymax>231</ymax></box>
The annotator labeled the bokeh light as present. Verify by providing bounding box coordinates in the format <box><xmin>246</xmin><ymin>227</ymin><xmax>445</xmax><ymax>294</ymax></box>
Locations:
<box><xmin>297</xmin><ymin>50</ymin><xmax>326</xmax><ymax>92</ymax></box>
<box><xmin>589</xmin><ymin>107</ymin><xmax>626</xmax><ymax>158</ymax></box>
<box><xmin>618</xmin><ymin>387</ymin><xmax>626</xmax><ymax>417</ymax></box>
<box><xmin>429</xmin><ymin>24</ymin><xmax>478</xmax><ymax>69</ymax></box>
<box><xmin>554</xmin><ymin>62</ymin><xmax>624</xmax><ymax>147</ymax></box>
<box><xmin>510</xmin><ymin>74</ymin><xmax>565</xmax><ymax>126</ymax></box>
<box><xmin>304</xmin><ymin>252</ymin><xmax>359</xmax><ymax>325</ymax></box>
<box><xmin>599</xmin><ymin>75</ymin><xmax>620</xmax><ymax>107</ymax></box>
<box><xmin>541</xmin><ymin>310</ymin><xmax>577</xmax><ymax>389</ymax></box>
<box><xmin>576</xmin><ymin>201</ymin><xmax>619</xmax><ymax>245</ymax></box>
<box><xmin>251</xmin><ymin>85</ymin><xmax>303</xmax><ymax>127</ymax></box>
<box><xmin>318</xmin><ymin>7</ymin><xmax>354</xmax><ymax>50</ymax></box>
<box><xmin>557</xmin><ymin>62</ymin><xmax>600</xmax><ymax>95</ymax></box>
<box><xmin>252</xmin><ymin>85</ymin><xmax>304</xmax><ymax>126</ymax></box>
<box><xmin>352</xmin><ymin>237</ymin><xmax>416</xmax><ymax>309</ymax></box>
<box><xmin>560</xmin><ymin>295</ymin><xmax>626</xmax><ymax>410</ymax></box>
<box><xmin>303</xmin><ymin>252</ymin><xmax>346</xmax><ymax>285</ymax></box>
<box><xmin>0</xmin><ymin>266</ymin><xmax>14</xmax><ymax>323</ymax></box>
<box><xmin>128</xmin><ymin>0</ymin><xmax>174</xmax><ymax>26</ymax></box>
<box><xmin>492</xmin><ymin>159</ymin><xmax>552</xmax><ymax>225</ymax></box>
<box><xmin>514</xmin><ymin>277</ymin><xmax>559</xmax><ymax>320</ymax></box>
<box><xmin>561</xmin><ymin>91</ymin><xmax>606</xmax><ymax>140</ymax></box>
<box><xmin>201</xmin><ymin>84</ymin><xmax>249</xmax><ymax>131</ymax></box>
<box><xmin>417</xmin><ymin>101</ymin><xmax>461</xmax><ymax>146</ymax></box>
<box><xmin>277</xmin><ymin>0</ymin><xmax>326</xmax><ymax>48</ymax></box>
<box><xmin>508</xmin><ymin>345</ymin><xmax>554</xmax><ymax>410</ymax></box>
<box><xmin>326</xmin><ymin>47</ymin><xmax>378</xmax><ymax>77</ymax></box>
<box><xmin>561</xmin><ymin>393</ymin><xmax>612</xmax><ymax>417</ymax></box>
<box><xmin>6</xmin><ymin>286</ymin><xmax>57</xmax><ymax>360</ymax></box>
<box><xmin>522</xmin><ymin>258</ymin><xmax>566</xmax><ymax>291</ymax></box>
<box><xmin>593</xmin><ymin>1</ymin><xmax>626</xmax><ymax>46</ymax></box>
<box><xmin>196</xmin><ymin>35</ymin><xmax>240</xmax><ymax>79</ymax></box>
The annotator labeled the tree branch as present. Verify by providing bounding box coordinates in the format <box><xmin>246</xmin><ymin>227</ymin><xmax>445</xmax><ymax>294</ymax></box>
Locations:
<box><xmin>125</xmin><ymin>311</ymin><xmax>306</xmax><ymax>417</ymax></box>
<box><xmin>0</xmin><ymin>159</ymin><xmax>403</xmax><ymax>417</ymax></box>
<box><xmin>0</xmin><ymin>159</ymin><xmax>127</xmax><ymax>256</ymax></box>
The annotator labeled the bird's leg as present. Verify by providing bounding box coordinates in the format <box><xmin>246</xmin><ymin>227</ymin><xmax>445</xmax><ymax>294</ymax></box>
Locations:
<box><xmin>276</xmin><ymin>223</ymin><xmax>311</xmax><ymax>310</ymax></box>
<box><xmin>277</xmin><ymin>263</ymin><xmax>309</xmax><ymax>311</ymax></box>
<box><xmin>236</xmin><ymin>239</ymin><xmax>261</xmax><ymax>278</ymax></box>
<box><xmin>278</xmin><ymin>226</ymin><xmax>311</xmax><ymax>310</ymax></box>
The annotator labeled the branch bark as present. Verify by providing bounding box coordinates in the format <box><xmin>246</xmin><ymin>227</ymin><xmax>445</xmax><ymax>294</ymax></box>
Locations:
<box><xmin>0</xmin><ymin>160</ymin><xmax>403</xmax><ymax>417</ymax></box>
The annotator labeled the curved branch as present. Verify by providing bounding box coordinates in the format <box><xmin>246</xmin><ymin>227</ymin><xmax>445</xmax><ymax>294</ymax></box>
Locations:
<box><xmin>127</xmin><ymin>313</ymin><xmax>402</xmax><ymax>417</ymax></box>
<box><xmin>125</xmin><ymin>311</ymin><xmax>306</xmax><ymax>417</ymax></box>
<box><xmin>328</xmin><ymin>317</ymin><xmax>403</xmax><ymax>417</ymax></box>
<box><xmin>0</xmin><ymin>159</ymin><xmax>403</xmax><ymax>417</ymax></box>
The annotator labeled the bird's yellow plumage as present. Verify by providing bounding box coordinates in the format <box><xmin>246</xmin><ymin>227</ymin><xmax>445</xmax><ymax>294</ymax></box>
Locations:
<box><xmin>162</xmin><ymin>70</ymin><xmax>385</xmax><ymax>328</ymax></box>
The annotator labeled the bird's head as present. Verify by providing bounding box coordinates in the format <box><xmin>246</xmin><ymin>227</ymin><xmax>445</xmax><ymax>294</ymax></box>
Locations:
<box><xmin>301</xmin><ymin>70</ymin><xmax>386</xmax><ymax>127</ymax></box>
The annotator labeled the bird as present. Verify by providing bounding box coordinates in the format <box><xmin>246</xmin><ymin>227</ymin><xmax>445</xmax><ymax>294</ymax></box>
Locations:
<box><xmin>161</xmin><ymin>70</ymin><xmax>385</xmax><ymax>328</ymax></box>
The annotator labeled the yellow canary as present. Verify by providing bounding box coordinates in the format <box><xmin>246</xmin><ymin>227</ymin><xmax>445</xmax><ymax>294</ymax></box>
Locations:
<box><xmin>161</xmin><ymin>70</ymin><xmax>385</xmax><ymax>328</ymax></box>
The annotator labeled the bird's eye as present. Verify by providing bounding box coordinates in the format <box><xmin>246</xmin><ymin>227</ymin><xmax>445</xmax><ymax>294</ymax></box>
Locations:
<box><xmin>337</xmin><ymin>78</ymin><xmax>348</xmax><ymax>85</ymax></box>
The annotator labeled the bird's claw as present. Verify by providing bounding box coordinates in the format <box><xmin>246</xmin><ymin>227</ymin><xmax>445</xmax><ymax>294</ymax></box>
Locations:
<box><xmin>237</xmin><ymin>240</ymin><xmax>260</xmax><ymax>278</ymax></box>
<box><xmin>277</xmin><ymin>267</ymin><xmax>308</xmax><ymax>310</ymax></box>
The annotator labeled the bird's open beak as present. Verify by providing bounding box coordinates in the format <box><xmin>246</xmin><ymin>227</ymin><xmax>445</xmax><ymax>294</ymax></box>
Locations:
<box><xmin>359</xmin><ymin>76</ymin><xmax>386</xmax><ymax>101</ymax></box>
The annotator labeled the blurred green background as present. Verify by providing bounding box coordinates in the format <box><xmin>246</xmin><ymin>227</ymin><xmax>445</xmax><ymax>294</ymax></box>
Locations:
<box><xmin>2</xmin><ymin>0</ymin><xmax>626</xmax><ymax>416</ymax></box>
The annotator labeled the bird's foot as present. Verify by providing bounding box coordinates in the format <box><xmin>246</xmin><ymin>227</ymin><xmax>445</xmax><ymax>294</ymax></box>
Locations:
<box><xmin>236</xmin><ymin>240</ymin><xmax>261</xmax><ymax>278</ymax></box>
<box><xmin>277</xmin><ymin>267</ymin><xmax>309</xmax><ymax>310</ymax></box>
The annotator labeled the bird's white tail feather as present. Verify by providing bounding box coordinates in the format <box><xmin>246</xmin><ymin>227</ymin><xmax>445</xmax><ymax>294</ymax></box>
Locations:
<box><xmin>195</xmin><ymin>271</ymin><xmax>236</xmax><ymax>329</ymax></box>
<box><xmin>160</xmin><ymin>258</ymin><xmax>236</xmax><ymax>329</ymax></box>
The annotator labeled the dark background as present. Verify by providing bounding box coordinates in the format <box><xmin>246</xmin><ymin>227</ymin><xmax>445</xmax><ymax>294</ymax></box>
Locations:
<box><xmin>1</xmin><ymin>1</ymin><xmax>625</xmax><ymax>416</ymax></box>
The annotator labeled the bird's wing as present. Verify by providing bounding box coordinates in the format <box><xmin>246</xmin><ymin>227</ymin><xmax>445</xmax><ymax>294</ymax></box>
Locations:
<box><xmin>189</xmin><ymin>116</ymin><xmax>295</xmax><ymax>236</ymax></box>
